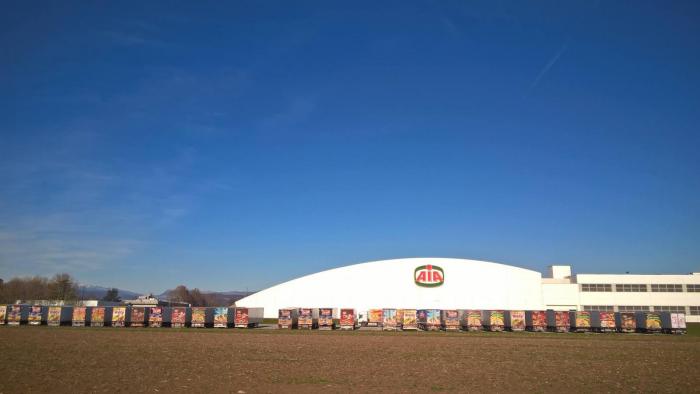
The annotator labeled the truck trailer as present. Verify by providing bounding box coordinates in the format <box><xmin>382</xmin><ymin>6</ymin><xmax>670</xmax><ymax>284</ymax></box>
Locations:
<box><xmin>235</xmin><ymin>307</ymin><xmax>264</xmax><ymax>328</ymax></box>
<box><xmin>298</xmin><ymin>308</ymin><xmax>318</xmax><ymax>329</ymax></box>
<box><xmin>441</xmin><ymin>310</ymin><xmax>460</xmax><ymax>331</ymax></box>
<box><xmin>367</xmin><ymin>309</ymin><xmax>383</xmax><ymax>328</ymax></box>
<box><xmin>464</xmin><ymin>310</ymin><xmax>482</xmax><ymax>332</ymax></box>
<box><xmin>278</xmin><ymin>308</ymin><xmax>299</xmax><ymax>329</ymax></box>
<box><xmin>339</xmin><ymin>308</ymin><xmax>356</xmax><ymax>330</ymax></box>
<box><xmin>318</xmin><ymin>308</ymin><xmax>335</xmax><ymax>330</ymax></box>
<box><xmin>483</xmin><ymin>310</ymin><xmax>505</xmax><ymax>332</ymax></box>
<box><xmin>617</xmin><ymin>312</ymin><xmax>636</xmax><ymax>333</ymax></box>
<box><xmin>547</xmin><ymin>310</ymin><xmax>570</xmax><ymax>333</ymax></box>
<box><xmin>402</xmin><ymin>309</ymin><xmax>418</xmax><ymax>330</ymax></box>
<box><xmin>506</xmin><ymin>310</ymin><xmax>525</xmax><ymax>332</ymax></box>
<box><xmin>572</xmin><ymin>311</ymin><xmax>592</xmax><ymax>333</ymax></box>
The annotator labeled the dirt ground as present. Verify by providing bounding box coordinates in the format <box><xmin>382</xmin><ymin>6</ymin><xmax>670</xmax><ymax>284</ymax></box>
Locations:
<box><xmin>1</xmin><ymin>327</ymin><xmax>699</xmax><ymax>393</ymax></box>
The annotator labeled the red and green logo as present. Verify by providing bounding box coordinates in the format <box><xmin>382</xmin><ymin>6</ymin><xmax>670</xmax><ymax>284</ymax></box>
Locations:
<box><xmin>414</xmin><ymin>264</ymin><xmax>444</xmax><ymax>287</ymax></box>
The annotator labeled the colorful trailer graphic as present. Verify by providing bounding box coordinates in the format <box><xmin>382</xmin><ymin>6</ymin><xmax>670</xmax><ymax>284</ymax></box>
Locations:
<box><xmin>48</xmin><ymin>307</ymin><xmax>62</xmax><ymax>326</ymax></box>
<box><xmin>112</xmin><ymin>307</ymin><xmax>126</xmax><ymax>327</ymax></box>
<box><xmin>670</xmin><ymin>313</ymin><xmax>687</xmax><ymax>334</ymax></box>
<box><xmin>298</xmin><ymin>308</ymin><xmax>316</xmax><ymax>329</ymax></box>
<box><xmin>575</xmin><ymin>311</ymin><xmax>591</xmax><ymax>332</ymax></box>
<box><xmin>72</xmin><ymin>307</ymin><xmax>86</xmax><ymax>327</ymax></box>
<box><xmin>318</xmin><ymin>308</ymin><xmax>334</xmax><ymax>330</ymax></box>
<box><xmin>29</xmin><ymin>306</ymin><xmax>42</xmax><ymax>325</ymax></box>
<box><xmin>367</xmin><ymin>309</ymin><xmax>383</xmax><ymax>327</ymax></box>
<box><xmin>620</xmin><ymin>313</ymin><xmax>636</xmax><ymax>333</ymax></box>
<box><xmin>402</xmin><ymin>309</ymin><xmax>417</xmax><ymax>330</ymax></box>
<box><xmin>509</xmin><ymin>310</ymin><xmax>525</xmax><ymax>331</ymax></box>
<box><xmin>213</xmin><ymin>308</ymin><xmax>228</xmax><ymax>328</ymax></box>
<box><xmin>419</xmin><ymin>309</ymin><xmax>440</xmax><ymax>331</ymax></box>
<box><xmin>441</xmin><ymin>310</ymin><xmax>460</xmax><ymax>331</ymax></box>
<box><xmin>149</xmin><ymin>307</ymin><xmax>163</xmax><ymax>327</ymax></box>
<box><xmin>0</xmin><ymin>305</ymin><xmax>6</xmax><ymax>325</ymax></box>
<box><xmin>529</xmin><ymin>311</ymin><xmax>547</xmax><ymax>332</ymax></box>
<box><xmin>91</xmin><ymin>307</ymin><xmax>105</xmax><ymax>327</ymax></box>
<box><xmin>8</xmin><ymin>305</ymin><xmax>21</xmax><ymax>325</ymax></box>
<box><xmin>383</xmin><ymin>309</ymin><xmax>398</xmax><ymax>331</ymax></box>
<box><xmin>488</xmin><ymin>310</ymin><xmax>505</xmax><ymax>332</ymax></box>
<box><xmin>278</xmin><ymin>308</ymin><xmax>297</xmax><ymax>329</ymax></box>
<box><xmin>191</xmin><ymin>307</ymin><xmax>206</xmax><ymax>328</ymax></box>
<box><xmin>554</xmin><ymin>311</ymin><xmax>569</xmax><ymax>332</ymax></box>
<box><xmin>235</xmin><ymin>308</ymin><xmax>250</xmax><ymax>328</ymax></box>
<box><xmin>171</xmin><ymin>307</ymin><xmax>186</xmax><ymax>328</ymax></box>
<box><xmin>396</xmin><ymin>309</ymin><xmax>405</xmax><ymax>329</ymax></box>
<box><xmin>645</xmin><ymin>313</ymin><xmax>662</xmax><ymax>332</ymax></box>
<box><xmin>600</xmin><ymin>312</ymin><xmax>616</xmax><ymax>332</ymax></box>
<box><xmin>466</xmin><ymin>310</ymin><xmax>482</xmax><ymax>331</ymax></box>
<box><xmin>340</xmin><ymin>308</ymin><xmax>355</xmax><ymax>330</ymax></box>
<box><xmin>131</xmin><ymin>307</ymin><xmax>145</xmax><ymax>327</ymax></box>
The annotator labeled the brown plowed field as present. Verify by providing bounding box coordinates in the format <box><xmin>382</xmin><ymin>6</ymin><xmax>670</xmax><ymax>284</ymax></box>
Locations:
<box><xmin>1</xmin><ymin>327</ymin><xmax>699</xmax><ymax>393</ymax></box>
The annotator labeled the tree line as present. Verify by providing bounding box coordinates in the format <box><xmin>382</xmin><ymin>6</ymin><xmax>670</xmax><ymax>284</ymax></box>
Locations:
<box><xmin>165</xmin><ymin>285</ymin><xmax>229</xmax><ymax>307</ymax></box>
<box><xmin>0</xmin><ymin>273</ymin><xmax>79</xmax><ymax>304</ymax></box>
<box><xmin>0</xmin><ymin>275</ymin><xmax>230</xmax><ymax>306</ymax></box>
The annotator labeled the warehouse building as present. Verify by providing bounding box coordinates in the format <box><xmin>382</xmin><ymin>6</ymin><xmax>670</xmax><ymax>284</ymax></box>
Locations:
<box><xmin>235</xmin><ymin>257</ymin><xmax>700</xmax><ymax>321</ymax></box>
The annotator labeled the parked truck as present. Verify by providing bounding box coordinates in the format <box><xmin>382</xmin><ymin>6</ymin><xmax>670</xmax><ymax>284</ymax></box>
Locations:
<box><xmin>367</xmin><ymin>309</ymin><xmax>383</xmax><ymax>328</ymax></box>
<box><xmin>171</xmin><ymin>307</ymin><xmax>186</xmax><ymax>328</ymax></box>
<box><xmin>402</xmin><ymin>309</ymin><xmax>418</xmax><ymax>330</ymax></box>
<box><xmin>441</xmin><ymin>310</ymin><xmax>460</xmax><ymax>331</ymax></box>
<box><xmin>234</xmin><ymin>307</ymin><xmax>264</xmax><ymax>328</ymax></box>
<box><xmin>278</xmin><ymin>308</ymin><xmax>299</xmax><ymax>329</ymax></box>
<box><xmin>636</xmin><ymin>311</ymin><xmax>662</xmax><ymax>333</ymax></box>
<box><xmin>617</xmin><ymin>312</ymin><xmax>636</xmax><ymax>333</ymax></box>
<box><xmin>669</xmin><ymin>313</ymin><xmax>687</xmax><ymax>334</ymax></box>
<box><xmin>418</xmin><ymin>309</ymin><xmax>441</xmax><ymax>331</ymax></box>
<box><xmin>506</xmin><ymin>310</ymin><xmax>525</xmax><ymax>332</ymax></box>
<box><xmin>464</xmin><ymin>310</ymin><xmax>482</xmax><ymax>331</ymax></box>
<box><xmin>298</xmin><ymin>308</ymin><xmax>318</xmax><ymax>329</ymax></box>
<box><xmin>339</xmin><ymin>308</ymin><xmax>356</xmax><ymax>330</ymax></box>
<box><xmin>318</xmin><ymin>308</ymin><xmax>335</xmax><ymax>330</ymax></box>
<box><xmin>546</xmin><ymin>310</ymin><xmax>570</xmax><ymax>333</ymax></box>
<box><xmin>149</xmin><ymin>307</ymin><xmax>163</xmax><ymax>328</ymax></box>
<box><xmin>28</xmin><ymin>305</ymin><xmax>42</xmax><ymax>326</ymax></box>
<box><xmin>383</xmin><ymin>309</ymin><xmax>398</xmax><ymax>331</ymax></box>
<box><xmin>572</xmin><ymin>311</ymin><xmax>592</xmax><ymax>333</ymax></box>
<box><xmin>526</xmin><ymin>310</ymin><xmax>547</xmax><ymax>332</ymax></box>
<box><xmin>190</xmin><ymin>307</ymin><xmax>206</xmax><ymax>328</ymax></box>
<box><xmin>483</xmin><ymin>310</ymin><xmax>505</xmax><ymax>332</ymax></box>
<box><xmin>130</xmin><ymin>307</ymin><xmax>146</xmax><ymax>327</ymax></box>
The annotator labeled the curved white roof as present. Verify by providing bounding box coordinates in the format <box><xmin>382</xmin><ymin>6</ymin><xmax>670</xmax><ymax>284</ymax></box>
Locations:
<box><xmin>237</xmin><ymin>257</ymin><xmax>545</xmax><ymax>318</ymax></box>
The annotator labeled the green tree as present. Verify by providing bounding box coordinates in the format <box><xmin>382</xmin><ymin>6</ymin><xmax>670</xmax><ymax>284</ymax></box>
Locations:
<box><xmin>48</xmin><ymin>273</ymin><xmax>77</xmax><ymax>301</ymax></box>
<box><xmin>102</xmin><ymin>288</ymin><xmax>121</xmax><ymax>302</ymax></box>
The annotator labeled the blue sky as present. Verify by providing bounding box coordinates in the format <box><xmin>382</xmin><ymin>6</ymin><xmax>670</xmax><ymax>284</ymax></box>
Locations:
<box><xmin>1</xmin><ymin>1</ymin><xmax>699</xmax><ymax>293</ymax></box>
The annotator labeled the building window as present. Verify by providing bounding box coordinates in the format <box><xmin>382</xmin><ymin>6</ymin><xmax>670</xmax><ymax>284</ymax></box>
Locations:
<box><xmin>654</xmin><ymin>306</ymin><xmax>686</xmax><ymax>313</ymax></box>
<box><xmin>583</xmin><ymin>305</ymin><xmax>614</xmax><ymax>312</ymax></box>
<box><xmin>615</xmin><ymin>284</ymin><xmax>648</xmax><ymax>292</ymax></box>
<box><xmin>581</xmin><ymin>284</ymin><xmax>612</xmax><ymax>292</ymax></box>
<box><xmin>650</xmin><ymin>284</ymin><xmax>683</xmax><ymax>292</ymax></box>
<box><xmin>617</xmin><ymin>306</ymin><xmax>650</xmax><ymax>312</ymax></box>
<box><xmin>687</xmin><ymin>284</ymin><xmax>700</xmax><ymax>292</ymax></box>
<box><xmin>690</xmin><ymin>306</ymin><xmax>700</xmax><ymax>316</ymax></box>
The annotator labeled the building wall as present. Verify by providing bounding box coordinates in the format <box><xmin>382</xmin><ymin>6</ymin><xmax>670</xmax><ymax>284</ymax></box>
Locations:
<box><xmin>237</xmin><ymin>259</ymin><xmax>700</xmax><ymax>322</ymax></box>
<box><xmin>574</xmin><ymin>272</ymin><xmax>700</xmax><ymax>322</ymax></box>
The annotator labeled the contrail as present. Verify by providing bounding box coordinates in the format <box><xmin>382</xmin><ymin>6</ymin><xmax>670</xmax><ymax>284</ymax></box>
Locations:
<box><xmin>530</xmin><ymin>43</ymin><xmax>569</xmax><ymax>89</ymax></box>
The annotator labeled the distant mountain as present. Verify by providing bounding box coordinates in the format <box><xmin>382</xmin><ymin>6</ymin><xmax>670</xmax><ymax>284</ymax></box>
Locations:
<box><xmin>77</xmin><ymin>285</ymin><xmax>141</xmax><ymax>301</ymax></box>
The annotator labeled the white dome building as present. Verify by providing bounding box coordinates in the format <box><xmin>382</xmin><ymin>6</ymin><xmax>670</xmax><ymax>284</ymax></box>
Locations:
<box><xmin>237</xmin><ymin>257</ymin><xmax>700</xmax><ymax>321</ymax></box>
<box><xmin>236</xmin><ymin>258</ymin><xmax>545</xmax><ymax>318</ymax></box>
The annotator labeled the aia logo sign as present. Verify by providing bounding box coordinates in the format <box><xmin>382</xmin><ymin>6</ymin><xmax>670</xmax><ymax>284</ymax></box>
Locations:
<box><xmin>414</xmin><ymin>264</ymin><xmax>444</xmax><ymax>287</ymax></box>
